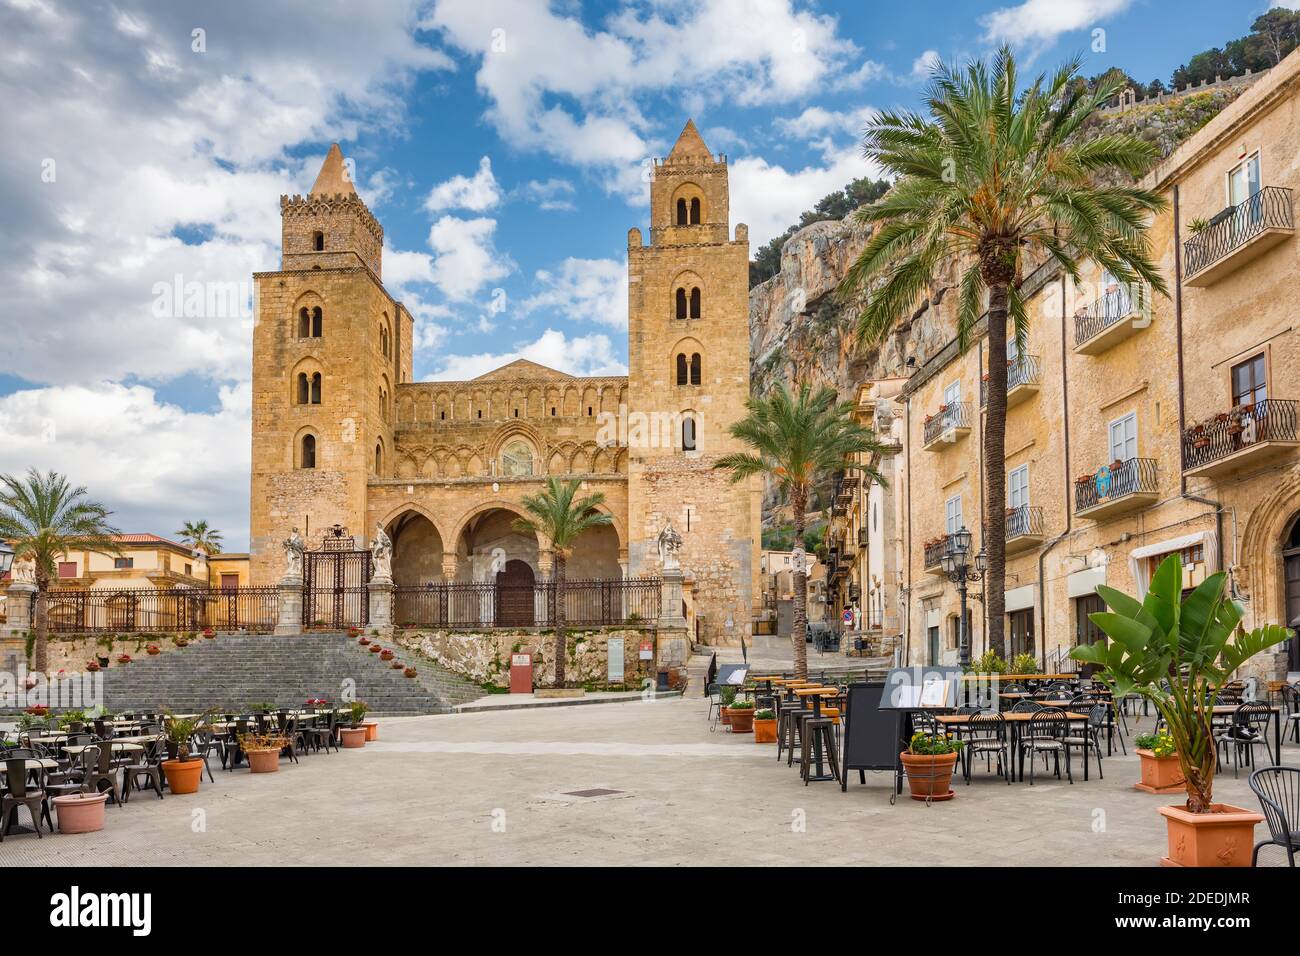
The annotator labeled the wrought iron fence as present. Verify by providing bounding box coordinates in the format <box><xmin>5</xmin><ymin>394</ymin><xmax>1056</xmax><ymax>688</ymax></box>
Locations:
<box><xmin>303</xmin><ymin>548</ymin><xmax>371</xmax><ymax>629</ymax></box>
<box><xmin>37</xmin><ymin>586</ymin><xmax>280</xmax><ymax>634</ymax></box>
<box><xmin>981</xmin><ymin>355</ymin><xmax>1041</xmax><ymax>406</ymax></box>
<box><xmin>1074</xmin><ymin>283</ymin><xmax>1140</xmax><ymax>347</ymax></box>
<box><xmin>392</xmin><ymin>577</ymin><xmax>662</xmax><ymax>629</ymax></box>
<box><xmin>1074</xmin><ymin>457</ymin><xmax>1158</xmax><ymax>513</ymax></box>
<box><xmin>1183</xmin><ymin>398</ymin><xmax>1298</xmax><ymax>470</ymax></box>
<box><xmin>922</xmin><ymin>402</ymin><xmax>971</xmax><ymax>445</ymax></box>
<box><xmin>1006</xmin><ymin>505</ymin><xmax>1044</xmax><ymax>539</ymax></box>
<box><xmin>1184</xmin><ymin>186</ymin><xmax>1294</xmax><ymax>277</ymax></box>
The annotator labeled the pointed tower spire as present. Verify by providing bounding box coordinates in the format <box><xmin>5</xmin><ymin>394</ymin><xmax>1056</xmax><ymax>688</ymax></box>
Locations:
<box><xmin>667</xmin><ymin>119</ymin><xmax>712</xmax><ymax>162</ymax></box>
<box><xmin>310</xmin><ymin>143</ymin><xmax>357</xmax><ymax>197</ymax></box>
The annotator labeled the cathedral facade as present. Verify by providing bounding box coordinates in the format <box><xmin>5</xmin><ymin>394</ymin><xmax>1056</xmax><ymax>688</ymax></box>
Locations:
<box><xmin>249</xmin><ymin>122</ymin><xmax>760</xmax><ymax>642</ymax></box>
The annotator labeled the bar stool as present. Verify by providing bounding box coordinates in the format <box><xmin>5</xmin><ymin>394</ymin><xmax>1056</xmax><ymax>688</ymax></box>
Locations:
<box><xmin>800</xmin><ymin>716</ymin><xmax>841</xmax><ymax>784</ymax></box>
<box><xmin>777</xmin><ymin>702</ymin><xmax>812</xmax><ymax>765</ymax></box>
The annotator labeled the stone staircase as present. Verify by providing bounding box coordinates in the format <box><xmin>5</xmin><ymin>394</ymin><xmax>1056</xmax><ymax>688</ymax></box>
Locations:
<box><xmin>81</xmin><ymin>632</ymin><xmax>483</xmax><ymax>715</ymax></box>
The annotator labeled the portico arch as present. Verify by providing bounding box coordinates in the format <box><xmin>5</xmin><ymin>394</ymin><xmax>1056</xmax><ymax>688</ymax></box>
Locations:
<box><xmin>381</xmin><ymin>505</ymin><xmax>451</xmax><ymax>586</ymax></box>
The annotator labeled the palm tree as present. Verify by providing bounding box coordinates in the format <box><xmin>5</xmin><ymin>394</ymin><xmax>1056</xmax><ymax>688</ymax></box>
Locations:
<box><xmin>175</xmin><ymin>520</ymin><xmax>223</xmax><ymax>555</ymax></box>
<box><xmin>0</xmin><ymin>470</ymin><xmax>121</xmax><ymax>672</ymax></box>
<box><xmin>514</xmin><ymin>477</ymin><xmax>613</xmax><ymax>688</ymax></box>
<box><xmin>715</xmin><ymin>383</ymin><xmax>886</xmax><ymax>678</ymax></box>
<box><xmin>841</xmin><ymin>47</ymin><xmax>1168</xmax><ymax>659</ymax></box>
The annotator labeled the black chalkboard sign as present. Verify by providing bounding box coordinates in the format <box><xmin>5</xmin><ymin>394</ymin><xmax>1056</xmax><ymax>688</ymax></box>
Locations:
<box><xmin>840</xmin><ymin>681</ymin><xmax>903</xmax><ymax>796</ymax></box>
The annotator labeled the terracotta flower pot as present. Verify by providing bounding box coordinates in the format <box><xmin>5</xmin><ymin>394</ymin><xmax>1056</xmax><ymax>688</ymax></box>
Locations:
<box><xmin>53</xmin><ymin>791</ymin><xmax>109</xmax><ymax>833</ymax></box>
<box><xmin>246</xmin><ymin>749</ymin><xmax>280</xmax><ymax>774</ymax></box>
<box><xmin>728</xmin><ymin>708</ymin><xmax>755</xmax><ymax>733</ymax></box>
<box><xmin>363</xmin><ymin>721</ymin><xmax>378</xmax><ymax>741</ymax></box>
<box><xmin>380</xmin><ymin>650</ymin><xmax>394</xmax><ymax>661</ymax></box>
<box><xmin>1135</xmin><ymin>750</ymin><xmax>1185</xmax><ymax>794</ymax></box>
<box><xmin>720</xmin><ymin>706</ymin><xmax>732</xmax><ymax>726</ymax></box>
<box><xmin>1158</xmin><ymin>803</ymin><xmax>1264</xmax><ymax>867</ymax></box>
<box><xmin>900</xmin><ymin>751</ymin><xmax>958</xmax><ymax>801</ymax></box>
<box><xmin>161</xmin><ymin>759</ymin><xmax>204</xmax><ymax>795</ymax></box>
<box><xmin>340</xmin><ymin>726</ymin><xmax>367</xmax><ymax>749</ymax></box>
<box><xmin>753</xmin><ymin>717</ymin><xmax>778</xmax><ymax>743</ymax></box>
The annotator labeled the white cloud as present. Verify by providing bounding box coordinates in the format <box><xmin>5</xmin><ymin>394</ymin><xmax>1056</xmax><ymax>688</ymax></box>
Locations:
<box><xmin>731</xmin><ymin>143</ymin><xmax>878</xmax><ymax>246</ymax></box>
<box><xmin>423</xmin><ymin>156</ymin><xmax>502</xmax><ymax>212</ymax></box>
<box><xmin>422</xmin><ymin>329</ymin><xmax>627</xmax><ymax>381</ymax></box>
<box><xmin>775</xmin><ymin>106</ymin><xmax>876</xmax><ymax>141</ymax></box>
<box><xmin>427</xmin><ymin>216</ymin><xmax>513</xmax><ymax>300</ymax></box>
<box><xmin>0</xmin><ymin>382</ymin><xmax>253</xmax><ymax>548</ymax></box>
<box><xmin>981</xmin><ymin>0</ymin><xmax>1132</xmax><ymax>46</ymax></box>
<box><xmin>520</xmin><ymin>178</ymin><xmax>576</xmax><ymax>211</ymax></box>
<box><xmin>522</xmin><ymin>258</ymin><xmax>628</xmax><ymax>329</ymax></box>
<box><xmin>911</xmin><ymin>49</ymin><xmax>941</xmax><ymax>80</ymax></box>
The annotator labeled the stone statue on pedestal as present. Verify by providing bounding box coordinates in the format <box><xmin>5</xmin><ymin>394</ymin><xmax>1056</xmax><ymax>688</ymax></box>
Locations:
<box><xmin>11</xmin><ymin>552</ymin><xmax>36</xmax><ymax>586</ymax></box>
<box><xmin>657</xmin><ymin>520</ymin><xmax>683</xmax><ymax>572</ymax></box>
<box><xmin>283</xmin><ymin>528</ymin><xmax>304</xmax><ymax>579</ymax></box>
<box><xmin>371</xmin><ymin>522</ymin><xmax>393</xmax><ymax>582</ymax></box>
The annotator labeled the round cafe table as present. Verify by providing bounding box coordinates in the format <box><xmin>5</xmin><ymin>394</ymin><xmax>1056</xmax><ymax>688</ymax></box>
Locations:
<box><xmin>63</xmin><ymin>742</ymin><xmax>143</xmax><ymax>755</ymax></box>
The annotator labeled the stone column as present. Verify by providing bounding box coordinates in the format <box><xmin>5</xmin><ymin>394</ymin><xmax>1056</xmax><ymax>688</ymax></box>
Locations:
<box><xmin>658</xmin><ymin>568</ymin><xmax>687</xmax><ymax>630</ymax></box>
<box><xmin>537</xmin><ymin>549</ymin><xmax>554</xmax><ymax>579</ymax></box>
<box><xmin>274</xmin><ymin>575</ymin><xmax>302</xmax><ymax>636</ymax></box>
<box><xmin>440</xmin><ymin>554</ymin><xmax>460</xmax><ymax>582</ymax></box>
<box><xmin>368</xmin><ymin>577</ymin><xmax>394</xmax><ymax>638</ymax></box>
<box><xmin>3</xmin><ymin>581</ymin><xmax>36</xmax><ymax>638</ymax></box>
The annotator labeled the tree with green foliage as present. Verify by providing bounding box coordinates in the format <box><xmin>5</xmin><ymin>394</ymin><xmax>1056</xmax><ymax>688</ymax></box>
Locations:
<box><xmin>841</xmin><ymin>48</ymin><xmax>1167</xmax><ymax>658</ymax></box>
<box><xmin>715</xmin><ymin>383</ymin><xmax>885</xmax><ymax>677</ymax></box>
<box><xmin>513</xmin><ymin>478</ymin><xmax>612</xmax><ymax>688</ymax></box>
<box><xmin>0</xmin><ymin>470</ymin><xmax>121</xmax><ymax>672</ymax></box>
<box><xmin>175</xmin><ymin>519</ymin><xmax>223</xmax><ymax>555</ymax></box>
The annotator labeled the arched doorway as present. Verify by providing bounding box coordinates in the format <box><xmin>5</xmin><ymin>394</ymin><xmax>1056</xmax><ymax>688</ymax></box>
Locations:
<box><xmin>1285</xmin><ymin>514</ymin><xmax>1300</xmax><ymax>671</ymax></box>
<box><xmin>496</xmin><ymin>559</ymin><xmax>535</xmax><ymax>626</ymax></box>
<box><xmin>388</xmin><ymin>511</ymin><xmax>445</xmax><ymax>586</ymax></box>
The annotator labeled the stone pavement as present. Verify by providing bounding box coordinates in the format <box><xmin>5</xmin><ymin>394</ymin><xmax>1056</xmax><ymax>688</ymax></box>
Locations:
<box><xmin>6</xmin><ymin>697</ymin><xmax>1294</xmax><ymax>867</ymax></box>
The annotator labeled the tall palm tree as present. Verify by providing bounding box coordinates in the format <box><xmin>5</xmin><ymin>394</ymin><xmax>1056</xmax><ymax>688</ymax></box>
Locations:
<box><xmin>841</xmin><ymin>47</ymin><xmax>1168</xmax><ymax>659</ymax></box>
<box><xmin>514</xmin><ymin>477</ymin><xmax>613</xmax><ymax>688</ymax></box>
<box><xmin>0</xmin><ymin>470</ymin><xmax>120</xmax><ymax>672</ymax></box>
<box><xmin>715</xmin><ymin>383</ymin><xmax>886</xmax><ymax>678</ymax></box>
<box><xmin>175</xmin><ymin>520</ymin><xmax>223</xmax><ymax>555</ymax></box>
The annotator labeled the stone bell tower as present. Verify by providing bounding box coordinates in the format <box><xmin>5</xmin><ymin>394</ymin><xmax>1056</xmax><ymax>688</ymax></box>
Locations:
<box><xmin>625</xmin><ymin>120</ymin><xmax>760</xmax><ymax>644</ymax></box>
<box><xmin>249</xmin><ymin>144</ymin><xmax>411</xmax><ymax>584</ymax></box>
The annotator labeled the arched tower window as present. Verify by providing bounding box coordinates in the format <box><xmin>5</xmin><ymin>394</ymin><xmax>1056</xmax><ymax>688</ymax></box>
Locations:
<box><xmin>676</xmin><ymin>354</ymin><xmax>688</xmax><ymax>385</ymax></box>
<box><xmin>675</xmin><ymin>288</ymin><xmax>687</xmax><ymax>320</ymax></box>
<box><xmin>299</xmin><ymin>434</ymin><xmax>316</xmax><ymax>469</ymax></box>
<box><xmin>676</xmin><ymin>198</ymin><xmax>688</xmax><ymax>225</ymax></box>
<box><xmin>311</xmin><ymin>372</ymin><xmax>321</xmax><ymax>405</ymax></box>
<box><xmin>296</xmin><ymin>373</ymin><xmax>309</xmax><ymax>405</ymax></box>
<box><xmin>311</xmin><ymin>307</ymin><xmax>322</xmax><ymax>337</ymax></box>
<box><xmin>689</xmin><ymin>287</ymin><xmax>701</xmax><ymax>319</ymax></box>
<box><xmin>682</xmin><ymin>416</ymin><xmax>697</xmax><ymax>451</ymax></box>
<box><xmin>313</xmin><ymin>231</ymin><xmax>324</xmax><ymax>251</ymax></box>
<box><xmin>690</xmin><ymin>353</ymin><xmax>701</xmax><ymax>385</ymax></box>
<box><xmin>690</xmin><ymin>197</ymin><xmax>701</xmax><ymax>224</ymax></box>
<box><xmin>375</xmin><ymin>441</ymin><xmax>383</xmax><ymax>475</ymax></box>
<box><xmin>298</xmin><ymin>308</ymin><xmax>310</xmax><ymax>338</ymax></box>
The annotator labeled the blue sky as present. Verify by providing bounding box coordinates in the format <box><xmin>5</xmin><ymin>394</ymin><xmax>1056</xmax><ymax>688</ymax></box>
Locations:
<box><xmin>0</xmin><ymin>0</ymin><xmax>1286</xmax><ymax>547</ymax></box>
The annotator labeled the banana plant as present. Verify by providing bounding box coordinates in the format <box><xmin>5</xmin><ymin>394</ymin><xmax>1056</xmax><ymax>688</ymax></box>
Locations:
<box><xmin>1071</xmin><ymin>553</ymin><xmax>1292</xmax><ymax>813</ymax></box>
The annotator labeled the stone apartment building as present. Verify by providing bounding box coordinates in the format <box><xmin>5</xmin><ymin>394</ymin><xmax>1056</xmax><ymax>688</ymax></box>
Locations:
<box><xmin>249</xmin><ymin>123</ymin><xmax>760</xmax><ymax>643</ymax></box>
<box><xmin>870</xmin><ymin>49</ymin><xmax>1300</xmax><ymax>680</ymax></box>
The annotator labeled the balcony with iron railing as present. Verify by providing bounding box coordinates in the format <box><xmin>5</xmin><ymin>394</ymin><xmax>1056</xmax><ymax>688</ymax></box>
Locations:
<box><xmin>1004</xmin><ymin>505</ymin><xmax>1045</xmax><ymax>554</ymax></box>
<box><xmin>1184</xmin><ymin>186</ymin><xmax>1294</xmax><ymax>286</ymax></box>
<box><xmin>981</xmin><ymin>355</ymin><xmax>1041</xmax><ymax>410</ymax></box>
<box><xmin>922</xmin><ymin>402</ymin><xmax>972</xmax><ymax>450</ymax></box>
<box><xmin>1075</xmin><ymin>457</ymin><xmax>1159</xmax><ymax>520</ymax></box>
<box><xmin>1074</xmin><ymin>282</ymin><xmax>1148</xmax><ymax>354</ymax></box>
<box><xmin>923</xmin><ymin>534</ymin><xmax>954</xmax><ymax>573</ymax></box>
<box><xmin>1183</xmin><ymin>398</ymin><xmax>1299</xmax><ymax>479</ymax></box>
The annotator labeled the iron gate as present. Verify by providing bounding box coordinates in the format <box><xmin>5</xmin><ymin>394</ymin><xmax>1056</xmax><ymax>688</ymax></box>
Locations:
<box><xmin>302</xmin><ymin>526</ymin><xmax>372</xmax><ymax>629</ymax></box>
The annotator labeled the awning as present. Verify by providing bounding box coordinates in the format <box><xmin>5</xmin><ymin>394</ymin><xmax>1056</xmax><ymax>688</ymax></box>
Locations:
<box><xmin>1128</xmin><ymin>530</ymin><xmax>1218</xmax><ymax>598</ymax></box>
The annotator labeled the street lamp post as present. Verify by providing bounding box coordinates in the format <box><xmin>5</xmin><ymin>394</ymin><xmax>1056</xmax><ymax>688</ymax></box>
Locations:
<box><xmin>0</xmin><ymin>541</ymin><xmax>13</xmax><ymax>576</ymax></box>
<box><xmin>940</xmin><ymin>526</ymin><xmax>986</xmax><ymax>670</ymax></box>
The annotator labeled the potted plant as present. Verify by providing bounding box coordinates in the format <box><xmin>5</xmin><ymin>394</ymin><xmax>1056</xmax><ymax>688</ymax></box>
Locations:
<box><xmin>728</xmin><ymin>698</ymin><xmax>755</xmax><ymax>733</ymax></box>
<box><xmin>1134</xmin><ymin>731</ymin><xmax>1185</xmax><ymax>794</ymax></box>
<box><xmin>900</xmin><ymin>731</ymin><xmax>963</xmax><ymax>801</ymax></box>
<box><xmin>1187</xmin><ymin>216</ymin><xmax>1209</xmax><ymax>234</ymax></box>
<box><xmin>359</xmin><ymin>635</ymin><xmax>370</xmax><ymax>646</ymax></box>
<box><xmin>161</xmin><ymin>711</ymin><xmax>215</xmax><ymax>795</ymax></box>
<box><xmin>175</xmin><ymin>636</ymin><xmax>189</xmax><ymax>648</ymax></box>
<box><xmin>348</xmin><ymin>626</ymin><xmax>362</xmax><ymax>638</ymax></box>
<box><xmin>753</xmin><ymin>708</ymin><xmax>777</xmax><ymax>743</ymax></box>
<box><xmin>719</xmin><ymin>685</ymin><xmax>737</xmax><ymax>726</ymax></box>
<box><xmin>146</xmin><ymin>643</ymin><xmax>161</xmax><ymax>655</ymax></box>
<box><xmin>85</xmin><ymin>660</ymin><xmax>101</xmax><ymax>672</ymax></box>
<box><xmin>116</xmin><ymin>654</ymin><xmax>132</xmax><ymax>665</ymax></box>
<box><xmin>379</xmin><ymin>649</ymin><xmax>394</xmax><ymax>661</ymax></box>
<box><xmin>390</xmin><ymin>660</ymin><xmax>404</xmax><ymax>670</ymax></box>
<box><xmin>238</xmin><ymin>731</ymin><xmax>290</xmax><ymax>773</ymax></box>
<box><xmin>340</xmin><ymin>702</ymin><xmax>369</xmax><ymax>748</ymax></box>
<box><xmin>202</xmin><ymin>626</ymin><xmax>216</xmax><ymax>639</ymax></box>
<box><xmin>1071</xmin><ymin>553</ymin><xmax>1291</xmax><ymax>866</ymax></box>
<box><xmin>404</xmin><ymin>666</ymin><xmax>418</xmax><ymax>678</ymax></box>
<box><xmin>52</xmin><ymin>791</ymin><xmax>110</xmax><ymax>833</ymax></box>
<box><xmin>58</xmin><ymin>710</ymin><xmax>88</xmax><ymax>734</ymax></box>
<box><xmin>1009</xmin><ymin>653</ymin><xmax>1038</xmax><ymax>675</ymax></box>
<box><xmin>368</xmin><ymin>644</ymin><xmax>382</xmax><ymax>654</ymax></box>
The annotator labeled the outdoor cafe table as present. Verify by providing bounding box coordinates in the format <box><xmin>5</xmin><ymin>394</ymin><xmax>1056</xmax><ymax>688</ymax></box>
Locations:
<box><xmin>936</xmin><ymin>710</ymin><xmax>1093</xmax><ymax>782</ymax></box>
<box><xmin>794</xmin><ymin>687</ymin><xmax>841</xmax><ymax>782</ymax></box>
<box><xmin>64</xmin><ymin>741</ymin><xmax>143</xmax><ymax>755</ymax></box>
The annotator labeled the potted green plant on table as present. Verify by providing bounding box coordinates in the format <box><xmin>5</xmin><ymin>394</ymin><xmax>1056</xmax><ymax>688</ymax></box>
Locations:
<box><xmin>1134</xmin><ymin>731</ymin><xmax>1184</xmax><ymax>794</ymax></box>
<box><xmin>727</xmin><ymin>698</ymin><xmax>755</xmax><ymax>733</ymax></box>
<box><xmin>58</xmin><ymin>709</ymin><xmax>89</xmax><ymax>733</ymax></box>
<box><xmin>339</xmin><ymin>701</ymin><xmax>369</xmax><ymax>748</ymax></box>
<box><xmin>900</xmin><ymin>731</ymin><xmax>964</xmax><ymax>801</ymax></box>
<box><xmin>238</xmin><ymin>731</ymin><xmax>290</xmax><ymax>773</ymax></box>
<box><xmin>1071</xmin><ymin>553</ymin><xmax>1291</xmax><ymax>866</ymax></box>
<box><xmin>753</xmin><ymin>708</ymin><xmax>777</xmax><ymax>743</ymax></box>
<box><xmin>161</xmin><ymin>711</ymin><xmax>214</xmax><ymax>795</ymax></box>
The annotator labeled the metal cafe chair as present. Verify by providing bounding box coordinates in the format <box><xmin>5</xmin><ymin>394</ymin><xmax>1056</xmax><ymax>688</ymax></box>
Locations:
<box><xmin>1217</xmin><ymin>702</ymin><xmax>1274</xmax><ymax>777</ymax></box>
<box><xmin>1018</xmin><ymin>710</ymin><xmax>1072</xmax><ymax>785</ymax></box>
<box><xmin>0</xmin><ymin>758</ymin><xmax>53</xmax><ymax>840</ymax></box>
<box><xmin>963</xmin><ymin>712</ymin><xmax>1010</xmax><ymax>785</ymax></box>
<box><xmin>1249</xmin><ymin>766</ymin><xmax>1300</xmax><ymax>867</ymax></box>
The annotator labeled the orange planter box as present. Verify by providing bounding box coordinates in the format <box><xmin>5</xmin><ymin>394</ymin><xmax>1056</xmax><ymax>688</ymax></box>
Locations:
<box><xmin>1158</xmin><ymin>803</ymin><xmax>1264</xmax><ymax>867</ymax></box>
<box><xmin>1135</xmin><ymin>749</ymin><xmax>1185</xmax><ymax>794</ymax></box>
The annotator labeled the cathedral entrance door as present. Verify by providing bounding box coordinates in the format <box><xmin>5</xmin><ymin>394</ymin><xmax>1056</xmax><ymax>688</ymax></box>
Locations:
<box><xmin>496</xmin><ymin>560</ymin><xmax>536</xmax><ymax>627</ymax></box>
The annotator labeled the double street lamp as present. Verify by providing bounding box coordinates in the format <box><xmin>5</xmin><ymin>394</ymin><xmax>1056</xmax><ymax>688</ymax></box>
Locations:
<box><xmin>940</xmin><ymin>527</ymin><xmax>986</xmax><ymax>670</ymax></box>
<box><xmin>0</xmin><ymin>541</ymin><xmax>13</xmax><ymax>576</ymax></box>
